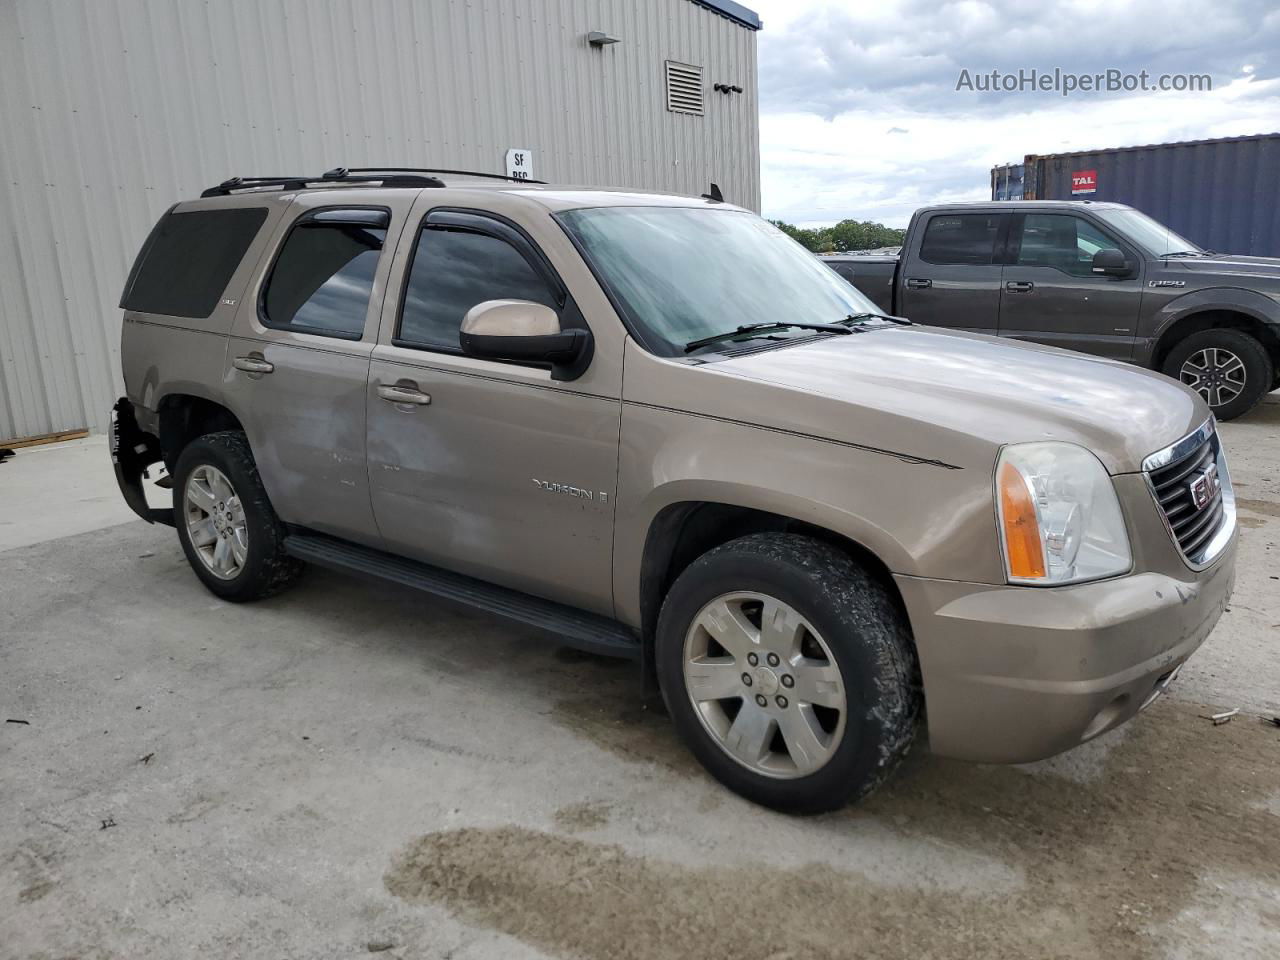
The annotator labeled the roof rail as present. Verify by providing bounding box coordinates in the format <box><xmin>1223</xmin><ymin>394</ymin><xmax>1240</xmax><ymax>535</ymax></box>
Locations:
<box><xmin>199</xmin><ymin>169</ymin><xmax>447</xmax><ymax>198</ymax></box>
<box><xmin>344</xmin><ymin>166</ymin><xmax>548</xmax><ymax>185</ymax></box>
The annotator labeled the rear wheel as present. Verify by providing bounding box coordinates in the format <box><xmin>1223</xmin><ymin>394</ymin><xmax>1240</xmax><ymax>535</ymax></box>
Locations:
<box><xmin>173</xmin><ymin>432</ymin><xmax>303</xmax><ymax>601</ymax></box>
<box><xmin>656</xmin><ymin>533</ymin><xmax>920</xmax><ymax>814</ymax></box>
<box><xmin>1162</xmin><ymin>329</ymin><xmax>1273</xmax><ymax>421</ymax></box>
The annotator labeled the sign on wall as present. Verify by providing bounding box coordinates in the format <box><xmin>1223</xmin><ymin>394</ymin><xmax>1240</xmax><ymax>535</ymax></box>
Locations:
<box><xmin>1071</xmin><ymin>169</ymin><xmax>1098</xmax><ymax>194</ymax></box>
<box><xmin>505</xmin><ymin>148</ymin><xmax>534</xmax><ymax>180</ymax></box>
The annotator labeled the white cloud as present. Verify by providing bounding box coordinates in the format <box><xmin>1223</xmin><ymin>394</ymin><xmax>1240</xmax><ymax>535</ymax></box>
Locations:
<box><xmin>750</xmin><ymin>0</ymin><xmax>1280</xmax><ymax>227</ymax></box>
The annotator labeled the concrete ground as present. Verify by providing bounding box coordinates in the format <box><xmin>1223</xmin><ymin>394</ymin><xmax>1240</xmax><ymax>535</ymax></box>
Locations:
<box><xmin>2</xmin><ymin>405</ymin><xmax>1279</xmax><ymax>960</ymax></box>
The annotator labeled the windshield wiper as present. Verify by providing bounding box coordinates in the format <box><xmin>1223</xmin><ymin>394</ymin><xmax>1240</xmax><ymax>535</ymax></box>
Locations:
<box><xmin>684</xmin><ymin>321</ymin><xmax>853</xmax><ymax>353</ymax></box>
<box><xmin>1162</xmin><ymin>250</ymin><xmax>1202</xmax><ymax>258</ymax></box>
<box><xmin>841</xmin><ymin>312</ymin><xmax>911</xmax><ymax>326</ymax></box>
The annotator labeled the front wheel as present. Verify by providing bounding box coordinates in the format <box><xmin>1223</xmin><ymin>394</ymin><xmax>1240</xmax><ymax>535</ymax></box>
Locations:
<box><xmin>173</xmin><ymin>431</ymin><xmax>303</xmax><ymax>602</ymax></box>
<box><xmin>1162</xmin><ymin>329</ymin><xmax>1274</xmax><ymax>421</ymax></box>
<box><xmin>656</xmin><ymin>533</ymin><xmax>920</xmax><ymax>814</ymax></box>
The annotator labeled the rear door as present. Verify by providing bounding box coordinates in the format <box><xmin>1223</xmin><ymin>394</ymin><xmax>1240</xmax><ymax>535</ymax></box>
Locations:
<box><xmin>997</xmin><ymin>212</ymin><xmax>1143</xmax><ymax>359</ymax></box>
<box><xmin>224</xmin><ymin>191</ymin><xmax>415</xmax><ymax>546</ymax></box>
<box><xmin>897</xmin><ymin>211</ymin><xmax>1009</xmax><ymax>332</ymax></box>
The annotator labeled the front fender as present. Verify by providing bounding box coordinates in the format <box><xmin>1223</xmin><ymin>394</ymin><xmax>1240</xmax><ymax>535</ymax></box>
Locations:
<box><xmin>1144</xmin><ymin>286</ymin><xmax>1280</xmax><ymax>363</ymax></box>
<box><xmin>611</xmin><ymin>402</ymin><xmax>1003</xmax><ymax>628</ymax></box>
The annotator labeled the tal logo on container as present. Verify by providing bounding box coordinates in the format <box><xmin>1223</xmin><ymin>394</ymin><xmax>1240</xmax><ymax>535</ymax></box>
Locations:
<box><xmin>1071</xmin><ymin>169</ymin><xmax>1098</xmax><ymax>195</ymax></box>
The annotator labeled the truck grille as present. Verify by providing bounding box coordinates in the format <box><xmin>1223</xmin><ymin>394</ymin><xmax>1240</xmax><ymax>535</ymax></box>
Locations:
<box><xmin>1145</xmin><ymin>424</ymin><xmax>1230</xmax><ymax>564</ymax></box>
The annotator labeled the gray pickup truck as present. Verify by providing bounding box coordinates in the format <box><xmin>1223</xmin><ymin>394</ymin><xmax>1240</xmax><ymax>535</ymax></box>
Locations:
<box><xmin>822</xmin><ymin>201</ymin><xmax>1280</xmax><ymax>420</ymax></box>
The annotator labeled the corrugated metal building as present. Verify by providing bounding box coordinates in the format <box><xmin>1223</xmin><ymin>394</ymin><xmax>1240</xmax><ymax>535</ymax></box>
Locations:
<box><xmin>991</xmin><ymin>133</ymin><xmax>1280</xmax><ymax>257</ymax></box>
<box><xmin>0</xmin><ymin>0</ymin><xmax>761</xmax><ymax>443</ymax></box>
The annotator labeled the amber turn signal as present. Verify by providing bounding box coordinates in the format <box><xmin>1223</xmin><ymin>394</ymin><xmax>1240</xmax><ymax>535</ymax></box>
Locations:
<box><xmin>998</xmin><ymin>461</ymin><xmax>1046</xmax><ymax>579</ymax></box>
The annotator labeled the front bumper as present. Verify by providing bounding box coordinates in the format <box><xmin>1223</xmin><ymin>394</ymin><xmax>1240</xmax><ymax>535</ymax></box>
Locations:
<box><xmin>895</xmin><ymin>535</ymin><xmax>1236</xmax><ymax>764</ymax></box>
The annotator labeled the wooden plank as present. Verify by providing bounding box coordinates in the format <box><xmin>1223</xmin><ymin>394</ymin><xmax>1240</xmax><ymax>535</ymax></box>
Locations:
<box><xmin>0</xmin><ymin>428</ymin><xmax>90</xmax><ymax>450</ymax></box>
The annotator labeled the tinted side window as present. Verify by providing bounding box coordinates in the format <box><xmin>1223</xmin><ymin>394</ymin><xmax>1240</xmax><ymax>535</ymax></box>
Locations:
<box><xmin>121</xmin><ymin>208</ymin><xmax>267</xmax><ymax>318</ymax></box>
<box><xmin>262</xmin><ymin>220</ymin><xmax>386</xmax><ymax>338</ymax></box>
<box><xmin>1017</xmin><ymin>215</ymin><xmax>1120</xmax><ymax>276</ymax></box>
<box><xmin>398</xmin><ymin>228</ymin><xmax>557</xmax><ymax>350</ymax></box>
<box><xmin>919</xmin><ymin>214</ymin><xmax>1002</xmax><ymax>265</ymax></box>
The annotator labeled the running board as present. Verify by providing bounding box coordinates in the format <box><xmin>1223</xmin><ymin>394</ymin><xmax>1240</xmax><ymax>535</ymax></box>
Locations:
<box><xmin>283</xmin><ymin>533</ymin><xmax>641</xmax><ymax>660</ymax></box>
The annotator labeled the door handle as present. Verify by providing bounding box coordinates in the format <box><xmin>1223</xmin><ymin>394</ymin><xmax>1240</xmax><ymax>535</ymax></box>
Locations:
<box><xmin>1006</xmin><ymin>281</ymin><xmax>1034</xmax><ymax>293</ymax></box>
<box><xmin>905</xmin><ymin>278</ymin><xmax>932</xmax><ymax>289</ymax></box>
<box><xmin>233</xmin><ymin>356</ymin><xmax>274</xmax><ymax>374</ymax></box>
<box><xmin>377</xmin><ymin>383</ymin><xmax>432</xmax><ymax>406</ymax></box>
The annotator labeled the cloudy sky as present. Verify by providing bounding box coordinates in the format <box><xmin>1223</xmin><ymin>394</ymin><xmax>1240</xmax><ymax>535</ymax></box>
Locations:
<box><xmin>749</xmin><ymin>0</ymin><xmax>1280</xmax><ymax>227</ymax></box>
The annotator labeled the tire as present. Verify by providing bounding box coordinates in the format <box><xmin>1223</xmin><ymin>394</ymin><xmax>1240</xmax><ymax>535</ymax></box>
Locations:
<box><xmin>655</xmin><ymin>533</ymin><xmax>920</xmax><ymax>814</ymax></box>
<box><xmin>1161</xmin><ymin>329</ymin><xmax>1273</xmax><ymax>421</ymax></box>
<box><xmin>173</xmin><ymin>431</ymin><xmax>303</xmax><ymax>602</ymax></box>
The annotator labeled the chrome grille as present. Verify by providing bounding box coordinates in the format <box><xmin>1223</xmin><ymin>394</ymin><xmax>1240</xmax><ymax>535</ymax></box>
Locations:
<box><xmin>1144</xmin><ymin>422</ymin><xmax>1233</xmax><ymax>566</ymax></box>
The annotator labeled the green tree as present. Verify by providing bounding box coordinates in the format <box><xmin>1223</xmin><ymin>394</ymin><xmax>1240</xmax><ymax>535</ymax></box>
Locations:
<box><xmin>769</xmin><ymin>218</ymin><xmax>905</xmax><ymax>253</ymax></box>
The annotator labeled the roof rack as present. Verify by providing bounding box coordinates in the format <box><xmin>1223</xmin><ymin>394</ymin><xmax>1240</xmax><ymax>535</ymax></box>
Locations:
<box><xmin>343</xmin><ymin>166</ymin><xmax>547</xmax><ymax>185</ymax></box>
<box><xmin>200</xmin><ymin>165</ymin><xmax>545</xmax><ymax>197</ymax></box>
<box><xmin>200</xmin><ymin>169</ymin><xmax>446</xmax><ymax>198</ymax></box>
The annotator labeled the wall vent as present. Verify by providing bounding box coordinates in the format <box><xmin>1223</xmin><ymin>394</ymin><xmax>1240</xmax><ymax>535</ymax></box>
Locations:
<box><xmin>665</xmin><ymin>61</ymin><xmax>704</xmax><ymax>115</ymax></box>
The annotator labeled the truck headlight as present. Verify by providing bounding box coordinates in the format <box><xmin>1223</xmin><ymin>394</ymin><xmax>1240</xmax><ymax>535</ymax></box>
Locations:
<box><xmin>996</xmin><ymin>442</ymin><xmax>1131</xmax><ymax>585</ymax></box>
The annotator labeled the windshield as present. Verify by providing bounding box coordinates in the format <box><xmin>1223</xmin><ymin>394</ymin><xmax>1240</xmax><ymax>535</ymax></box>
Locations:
<box><xmin>1094</xmin><ymin>207</ymin><xmax>1202</xmax><ymax>258</ymax></box>
<box><xmin>558</xmin><ymin>206</ymin><xmax>881</xmax><ymax>356</ymax></box>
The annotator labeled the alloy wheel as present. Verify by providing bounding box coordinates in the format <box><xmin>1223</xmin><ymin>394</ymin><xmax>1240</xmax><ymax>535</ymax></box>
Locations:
<box><xmin>183</xmin><ymin>464</ymin><xmax>248</xmax><ymax>580</ymax></box>
<box><xmin>1180</xmin><ymin>347</ymin><xmax>1246</xmax><ymax>409</ymax></box>
<box><xmin>682</xmin><ymin>591</ymin><xmax>847</xmax><ymax>779</ymax></box>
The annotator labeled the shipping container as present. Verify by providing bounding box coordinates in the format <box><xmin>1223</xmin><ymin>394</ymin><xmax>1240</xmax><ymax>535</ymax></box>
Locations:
<box><xmin>991</xmin><ymin>133</ymin><xmax>1280</xmax><ymax>257</ymax></box>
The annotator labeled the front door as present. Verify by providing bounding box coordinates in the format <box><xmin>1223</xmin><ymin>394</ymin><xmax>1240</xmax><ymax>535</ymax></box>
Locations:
<box><xmin>896</xmin><ymin>211</ymin><xmax>1009</xmax><ymax>332</ymax></box>
<box><xmin>366</xmin><ymin>206</ymin><xmax>621</xmax><ymax>615</ymax></box>
<box><xmin>997</xmin><ymin>212</ymin><xmax>1144</xmax><ymax>359</ymax></box>
<box><xmin>224</xmin><ymin>193</ymin><xmax>413</xmax><ymax>545</ymax></box>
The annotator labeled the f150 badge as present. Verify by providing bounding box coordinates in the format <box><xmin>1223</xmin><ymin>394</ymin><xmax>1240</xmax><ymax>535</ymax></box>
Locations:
<box><xmin>532</xmin><ymin>478</ymin><xmax>608</xmax><ymax>502</ymax></box>
<box><xmin>1149</xmin><ymin>280</ymin><xmax>1185</xmax><ymax>288</ymax></box>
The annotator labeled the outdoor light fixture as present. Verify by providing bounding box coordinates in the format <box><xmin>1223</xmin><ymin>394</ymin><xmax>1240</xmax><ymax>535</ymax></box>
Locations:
<box><xmin>713</xmin><ymin>82</ymin><xmax>744</xmax><ymax>94</ymax></box>
<box><xmin>587</xmin><ymin>31</ymin><xmax>619</xmax><ymax>46</ymax></box>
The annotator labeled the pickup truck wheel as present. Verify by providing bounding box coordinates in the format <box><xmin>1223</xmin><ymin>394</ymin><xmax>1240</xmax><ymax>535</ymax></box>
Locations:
<box><xmin>173</xmin><ymin>431</ymin><xmax>303</xmax><ymax>602</ymax></box>
<box><xmin>656</xmin><ymin>533</ymin><xmax>920</xmax><ymax>814</ymax></box>
<box><xmin>1162</xmin><ymin>329</ymin><xmax>1273</xmax><ymax>421</ymax></box>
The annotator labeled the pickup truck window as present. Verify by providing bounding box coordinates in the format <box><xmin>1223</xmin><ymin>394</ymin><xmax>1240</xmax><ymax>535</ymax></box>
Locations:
<box><xmin>558</xmin><ymin>207</ymin><xmax>877</xmax><ymax>357</ymax></box>
<box><xmin>1015</xmin><ymin>214</ymin><xmax>1121</xmax><ymax>277</ymax></box>
<box><xmin>919</xmin><ymin>214</ymin><xmax>1004</xmax><ymax>265</ymax></box>
<box><xmin>262</xmin><ymin>220</ymin><xmax>386</xmax><ymax>338</ymax></box>
<box><xmin>398</xmin><ymin>227</ymin><xmax>559</xmax><ymax>351</ymax></box>
<box><xmin>1094</xmin><ymin>207</ymin><xmax>1201</xmax><ymax>258</ymax></box>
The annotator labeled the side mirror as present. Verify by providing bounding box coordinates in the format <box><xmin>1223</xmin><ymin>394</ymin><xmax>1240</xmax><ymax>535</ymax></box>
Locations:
<box><xmin>459</xmin><ymin>300</ymin><xmax>592</xmax><ymax>381</ymax></box>
<box><xmin>1092</xmin><ymin>248</ymin><xmax>1132</xmax><ymax>278</ymax></box>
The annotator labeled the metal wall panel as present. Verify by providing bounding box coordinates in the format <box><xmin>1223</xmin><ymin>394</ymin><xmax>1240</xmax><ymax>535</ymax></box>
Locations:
<box><xmin>1012</xmin><ymin>134</ymin><xmax>1280</xmax><ymax>258</ymax></box>
<box><xmin>0</xmin><ymin>0</ymin><xmax>760</xmax><ymax>442</ymax></box>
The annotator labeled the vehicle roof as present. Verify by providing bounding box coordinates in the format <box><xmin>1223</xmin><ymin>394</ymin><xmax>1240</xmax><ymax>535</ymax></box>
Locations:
<box><xmin>182</xmin><ymin>175</ymin><xmax>731</xmax><ymax>214</ymax></box>
<box><xmin>917</xmin><ymin>200</ymin><xmax>1133</xmax><ymax>212</ymax></box>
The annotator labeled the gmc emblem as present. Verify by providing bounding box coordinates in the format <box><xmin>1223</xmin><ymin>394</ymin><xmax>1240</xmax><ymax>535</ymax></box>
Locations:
<box><xmin>1189</xmin><ymin>463</ymin><xmax>1220</xmax><ymax>511</ymax></box>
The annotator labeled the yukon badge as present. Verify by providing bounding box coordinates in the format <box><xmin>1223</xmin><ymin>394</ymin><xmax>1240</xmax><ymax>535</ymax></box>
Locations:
<box><xmin>532</xmin><ymin>478</ymin><xmax>608</xmax><ymax>503</ymax></box>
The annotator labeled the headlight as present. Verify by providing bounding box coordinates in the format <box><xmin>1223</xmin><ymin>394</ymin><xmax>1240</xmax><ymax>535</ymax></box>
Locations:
<box><xmin>996</xmin><ymin>442</ymin><xmax>1131</xmax><ymax>585</ymax></box>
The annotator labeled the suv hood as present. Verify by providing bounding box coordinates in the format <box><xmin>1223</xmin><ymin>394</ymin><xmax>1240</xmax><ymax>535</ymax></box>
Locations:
<box><xmin>709</xmin><ymin>326</ymin><xmax>1207</xmax><ymax>474</ymax></box>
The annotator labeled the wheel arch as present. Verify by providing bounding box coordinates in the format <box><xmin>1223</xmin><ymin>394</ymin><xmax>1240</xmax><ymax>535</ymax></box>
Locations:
<box><xmin>635</xmin><ymin>499</ymin><xmax>909</xmax><ymax>654</ymax></box>
<box><xmin>157</xmin><ymin>393</ymin><xmax>247</xmax><ymax>471</ymax></box>
<box><xmin>1151</xmin><ymin>291</ymin><xmax>1280</xmax><ymax>373</ymax></box>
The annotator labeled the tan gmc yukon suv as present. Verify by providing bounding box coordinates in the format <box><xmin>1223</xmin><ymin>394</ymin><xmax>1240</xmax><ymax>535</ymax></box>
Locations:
<box><xmin>111</xmin><ymin>167</ymin><xmax>1237</xmax><ymax>813</ymax></box>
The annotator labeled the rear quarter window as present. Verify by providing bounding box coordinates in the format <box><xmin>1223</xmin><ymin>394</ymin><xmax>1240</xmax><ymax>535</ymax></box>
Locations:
<box><xmin>120</xmin><ymin>207</ymin><xmax>268</xmax><ymax>318</ymax></box>
<box><xmin>919</xmin><ymin>213</ymin><xmax>1003</xmax><ymax>265</ymax></box>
